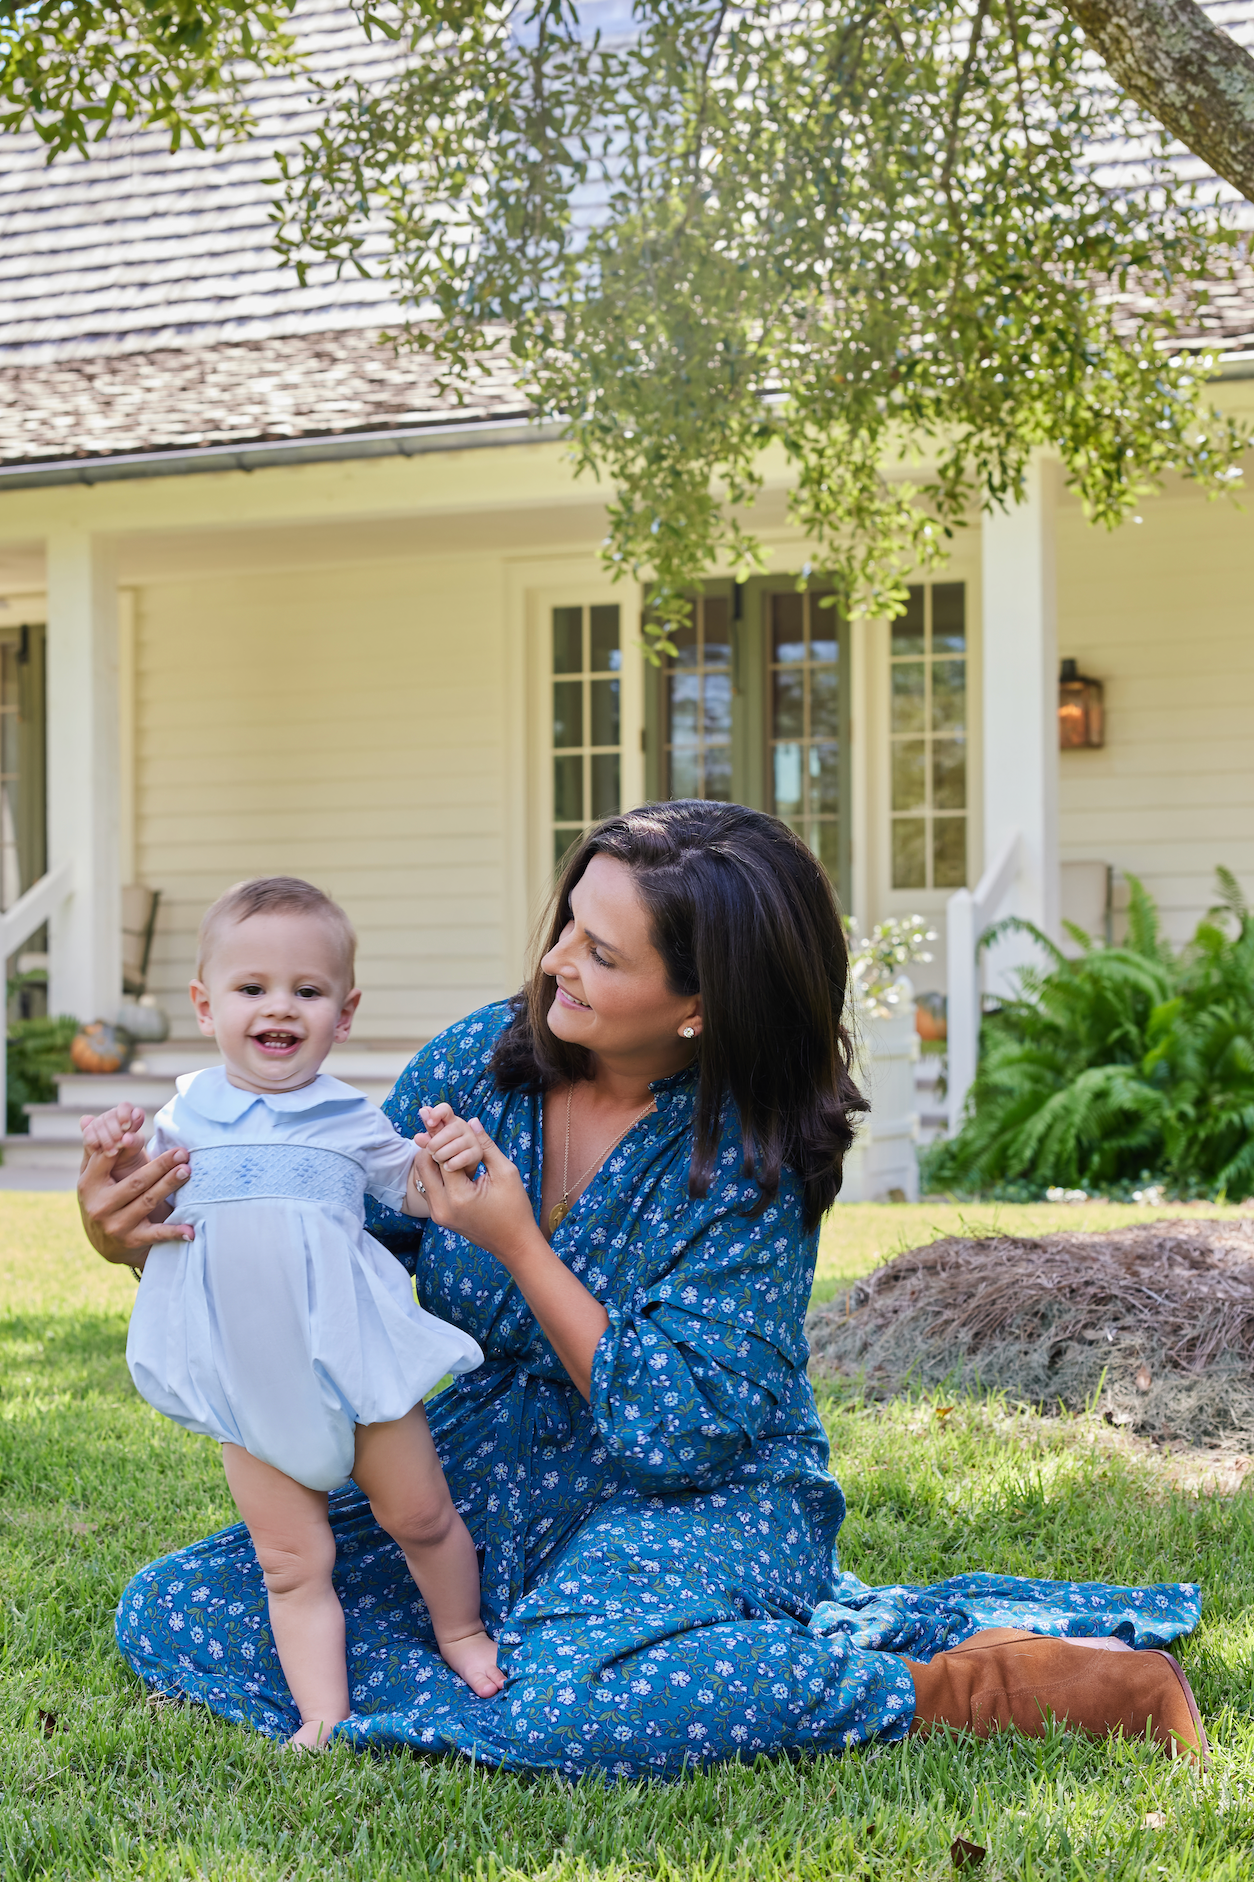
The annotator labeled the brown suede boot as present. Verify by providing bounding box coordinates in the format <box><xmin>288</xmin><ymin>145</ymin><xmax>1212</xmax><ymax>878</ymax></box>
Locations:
<box><xmin>906</xmin><ymin>1627</ymin><xmax>1209</xmax><ymax>1765</ymax></box>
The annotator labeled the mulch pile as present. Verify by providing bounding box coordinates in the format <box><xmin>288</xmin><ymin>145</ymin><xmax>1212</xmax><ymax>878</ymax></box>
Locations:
<box><xmin>805</xmin><ymin>1218</ymin><xmax>1254</xmax><ymax>1447</ymax></box>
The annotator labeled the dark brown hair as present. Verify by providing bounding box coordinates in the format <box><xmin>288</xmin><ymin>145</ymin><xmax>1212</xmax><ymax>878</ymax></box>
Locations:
<box><xmin>197</xmin><ymin>876</ymin><xmax>357</xmax><ymax>984</ymax></box>
<box><xmin>491</xmin><ymin>801</ymin><xmax>866</xmax><ymax>1228</ymax></box>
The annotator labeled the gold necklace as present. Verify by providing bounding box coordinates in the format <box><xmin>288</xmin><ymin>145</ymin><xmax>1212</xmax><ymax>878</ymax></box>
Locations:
<box><xmin>547</xmin><ymin>1084</ymin><xmax>655</xmax><ymax>1234</ymax></box>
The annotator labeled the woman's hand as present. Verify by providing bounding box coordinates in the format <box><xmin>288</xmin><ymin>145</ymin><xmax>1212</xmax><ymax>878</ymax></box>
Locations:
<box><xmin>78</xmin><ymin>1133</ymin><xmax>194</xmax><ymax>1268</ymax></box>
<box><xmin>80</xmin><ymin>1101</ymin><xmax>149</xmax><ymax>1185</ymax></box>
<box><xmin>404</xmin><ymin>1105</ymin><xmax>489</xmax><ymax>1217</ymax></box>
<box><xmin>413</xmin><ymin>1109</ymin><xmax>609</xmax><ymax>1399</ymax></box>
<box><xmin>413</xmin><ymin>1110</ymin><xmax>535</xmax><ymax>1260</ymax></box>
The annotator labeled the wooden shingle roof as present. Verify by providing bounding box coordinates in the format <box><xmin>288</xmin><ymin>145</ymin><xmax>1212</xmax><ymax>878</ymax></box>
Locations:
<box><xmin>0</xmin><ymin>0</ymin><xmax>518</xmax><ymax>470</ymax></box>
<box><xmin>0</xmin><ymin>330</ymin><xmax>528</xmax><ymax>470</ymax></box>
<box><xmin>0</xmin><ymin>0</ymin><xmax>404</xmax><ymax>366</ymax></box>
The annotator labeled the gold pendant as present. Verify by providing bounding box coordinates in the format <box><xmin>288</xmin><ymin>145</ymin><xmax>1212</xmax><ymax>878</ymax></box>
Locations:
<box><xmin>548</xmin><ymin>1196</ymin><xmax>570</xmax><ymax>1234</ymax></box>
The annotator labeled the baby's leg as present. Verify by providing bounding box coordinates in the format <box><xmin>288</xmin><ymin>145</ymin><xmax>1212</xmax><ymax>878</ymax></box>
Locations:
<box><xmin>352</xmin><ymin>1404</ymin><xmax>504</xmax><ymax>1698</ymax></box>
<box><xmin>221</xmin><ymin>1444</ymin><xmax>348</xmax><ymax>1748</ymax></box>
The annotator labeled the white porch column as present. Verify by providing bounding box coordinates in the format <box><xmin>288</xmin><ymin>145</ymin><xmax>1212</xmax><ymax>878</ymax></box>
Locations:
<box><xmin>980</xmin><ymin>453</ymin><xmax>1060</xmax><ymax>994</ymax></box>
<box><xmin>45</xmin><ymin>531</ymin><xmax>122</xmax><ymax>1023</ymax></box>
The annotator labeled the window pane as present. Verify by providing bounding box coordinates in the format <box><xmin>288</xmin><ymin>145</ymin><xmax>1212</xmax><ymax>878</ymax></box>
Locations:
<box><xmin>892</xmin><ymin>586</ymin><xmax>925</xmax><ymax>656</ymax></box>
<box><xmin>810</xmin><ymin>597</ymin><xmax>839</xmax><ymax>665</ymax></box>
<box><xmin>668</xmin><ymin>672</ymin><xmax>700</xmax><ymax>743</ymax></box>
<box><xmin>0</xmin><ymin>710</ymin><xmax>17</xmax><ymax>778</ymax></box>
<box><xmin>891</xmin><ymin>662</ymin><xmax>925</xmax><ymax>734</ymax></box>
<box><xmin>669</xmin><ymin>746</ymin><xmax>701</xmax><ymax>798</ymax></box>
<box><xmin>810</xmin><ymin>741</ymin><xmax>840</xmax><ymax>815</ymax></box>
<box><xmin>591</xmin><ymin>677</ymin><xmax>620</xmax><ymax>747</ymax></box>
<box><xmin>703</xmin><ymin>671</ymin><xmax>733</xmax><ymax>741</ymax></box>
<box><xmin>772</xmin><ymin>668</ymin><xmax>805</xmax><ymax>740</ymax></box>
<box><xmin>555</xmin><ymin>827</ymin><xmax>579</xmax><ymax>869</ymax></box>
<box><xmin>933</xmin><ymin>736</ymin><xmax>966</xmax><ymax>809</ymax></box>
<box><xmin>553</xmin><ymin>606</ymin><xmax>583</xmax><ymax>674</ymax></box>
<box><xmin>892</xmin><ymin>817</ymin><xmax>927</xmax><ymax>889</ymax></box>
<box><xmin>932</xmin><ymin>583</ymin><xmax>966</xmax><ymax>653</ymax></box>
<box><xmin>670</xmin><ymin>622</ymin><xmax>699</xmax><ymax>667</ymax></box>
<box><xmin>553</xmin><ymin>753</ymin><xmax>584</xmax><ymax>823</ymax></box>
<box><xmin>815</xmin><ymin>819</ymin><xmax>842</xmax><ymax>880</ymax></box>
<box><xmin>703</xmin><ymin>596</ymin><xmax>732</xmax><ymax>666</ymax></box>
<box><xmin>702</xmin><ymin>744</ymin><xmax>733</xmax><ymax>801</ymax></box>
<box><xmin>810</xmin><ymin>665</ymin><xmax>839</xmax><ymax>738</ymax></box>
<box><xmin>934</xmin><ymin>816</ymin><xmax>967</xmax><ymax>887</ymax></box>
<box><xmin>892</xmin><ymin>738</ymin><xmax>927</xmax><ymax>811</ymax></box>
<box><xmin>774</xmin><ymin>742</ymin><xmax>803</xmax><ymax>815</ymax></box>
<box><xmin>771</xmin><ymin>593</ymin><xmax>806</xmax><ymax>663</ymax></box>
<box><xmin>591</xmin><ymin>752</ymin><xmax>620</xmax><ymax>819</ymax></box>
<box><xmin>552</xmin><ymin>679</ymin><xmax>583</xmax><ymax>748</ymax></box>
<box><xmin>931</xmin><ymin>660</ymin><xmax>966</xmax><ymax>733</ymax></box>
<box><xmin>590</xmin><ymin>604</ymin><xmax>621</xmax><ymax>672</ymax></box>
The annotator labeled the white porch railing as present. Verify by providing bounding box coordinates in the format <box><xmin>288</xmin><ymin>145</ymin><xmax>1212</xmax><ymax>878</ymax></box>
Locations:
<box><xmin>945</xmin><ymin>833</ymin><xmax>1019</xmax><ymax>1135</ymax></box>
<box><xmin>1</xmin><ymin>862</ymin><xmax>74</xmax><ymax>1139</ymax></box>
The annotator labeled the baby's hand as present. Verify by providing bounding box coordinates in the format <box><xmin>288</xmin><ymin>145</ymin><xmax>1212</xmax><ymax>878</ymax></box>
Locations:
<box><xmin>417</xmin><ymin>1104</ymin><xmax>486</xmax><ymax>1174</ymax></box>
<box><xmin>80</xmin><ymin>1102</ymin><xmax>149</xmax><ymax>1181</ymax></box>
<box><xmin>403</xmin><ymin>1105</ymin><xmax>485</xmax><ymax>1216</ymax></box>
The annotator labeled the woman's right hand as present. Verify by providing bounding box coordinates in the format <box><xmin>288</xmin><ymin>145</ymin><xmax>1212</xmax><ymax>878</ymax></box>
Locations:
<box><xmin>77</xmin><ymin>1132</ymin><xmax>194</xmax><ymax>1267</ymax></box>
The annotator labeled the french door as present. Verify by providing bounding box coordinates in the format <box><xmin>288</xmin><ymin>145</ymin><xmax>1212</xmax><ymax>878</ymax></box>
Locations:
<box><xmin>645</xmin><ymin>579</ymin><xmax>852</xmax><ymax>905</ymax></box>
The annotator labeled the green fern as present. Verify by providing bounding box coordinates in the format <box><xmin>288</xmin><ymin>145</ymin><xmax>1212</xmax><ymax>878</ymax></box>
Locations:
<box><xmin>922</xmin><ymin>869</ymin><xmax>1254</xmax><ymax>1198</ymax></box>
<box><xmin>6</xmin><ymin>1013</ymin><xmax>78</xmax><ymax>1135</ymax></box>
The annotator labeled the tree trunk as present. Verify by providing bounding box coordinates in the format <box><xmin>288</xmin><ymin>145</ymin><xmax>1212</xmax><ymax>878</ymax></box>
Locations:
<box><xmin>1063</xmin><ymin>0</ymin><xmax>1254</xmax><ymax>202</ymax></box>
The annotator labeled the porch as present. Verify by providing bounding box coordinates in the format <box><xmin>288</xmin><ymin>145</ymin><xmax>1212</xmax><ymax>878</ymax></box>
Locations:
<box><xmin>0</xmin><ymin>415</ymin><xmax>1251</xmax><ymax>1190</ymax></box>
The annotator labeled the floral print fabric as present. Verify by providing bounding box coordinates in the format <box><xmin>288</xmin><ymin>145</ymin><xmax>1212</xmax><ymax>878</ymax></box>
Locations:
<box><xmin>116</xmin><ymin>1001</ymin><xmax>1202</xmax><ymax>1777</ymax></box>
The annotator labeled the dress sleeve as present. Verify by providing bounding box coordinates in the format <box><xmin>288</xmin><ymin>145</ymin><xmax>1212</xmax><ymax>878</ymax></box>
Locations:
<box><xmin>587</xmin><ymin>1168</ymin><xmax>814</xmax><ymax>1494</ymax></box>
<box><xmin>358</xmin><ymin>1106</ymin><xmax>419</xmax><ymax>1214</ymax></box>
<box><xmin>145</xmin><ymin>1097</ymin><xmax>183</xmax><ymax>1160</ymax></box>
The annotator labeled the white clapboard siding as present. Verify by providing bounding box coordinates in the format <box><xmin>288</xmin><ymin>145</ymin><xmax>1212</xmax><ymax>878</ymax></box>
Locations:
<box><xmin>1057</xmin><ymin>472</ymin><xmax>1254</xmax><ymax>944</ymax></box>
<box><xmin>134</xmin><ymin>551</ymin><xmax>514</xmax><ymax>1041</ymax></box>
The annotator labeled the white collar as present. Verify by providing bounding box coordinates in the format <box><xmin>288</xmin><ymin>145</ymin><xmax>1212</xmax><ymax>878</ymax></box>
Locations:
<box><xmin>176</xmin><ymin>1065</ymin><xmax>366</xmax><ymax>1122</ymax></box>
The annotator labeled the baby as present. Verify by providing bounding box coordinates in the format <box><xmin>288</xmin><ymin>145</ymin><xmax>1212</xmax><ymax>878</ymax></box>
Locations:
<box><xmin>82</xmin><ymin>875</ymin><xmax>504</xmax><ymax>1747</ymax></box>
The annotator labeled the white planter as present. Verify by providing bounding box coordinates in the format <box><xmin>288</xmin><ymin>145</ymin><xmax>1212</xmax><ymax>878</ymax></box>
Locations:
<box><xmin>837</xmin><ymin>982</ymin><xmax>920</xmax><ymax>1203</ymax></box>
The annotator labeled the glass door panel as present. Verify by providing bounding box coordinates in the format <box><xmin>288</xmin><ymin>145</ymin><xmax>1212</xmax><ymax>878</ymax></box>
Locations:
<box><xmin>551</xmin><ymin>604</ymin><xmax>622</xmax><ymax>868</ymax></box>
<box><xmin>889</xmin><ymin>583</ymin><xmax>968</xmax><ymax>889</ymax></box>
<box><xmin>663</xmin><ymin>595</ymin><xmax>733</xmax><ymax>801</ymax></box>
<box><xmin>766</xmin><ymin>590</ymin><xmax>844</xmax><ymax>884</ymax></box>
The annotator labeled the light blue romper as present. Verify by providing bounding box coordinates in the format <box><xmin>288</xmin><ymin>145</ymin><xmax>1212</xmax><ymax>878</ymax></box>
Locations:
<box><xmin>126</xmin><ymin>1067</ymin><xmax>483</xmax><ymax>1491</ymax></box>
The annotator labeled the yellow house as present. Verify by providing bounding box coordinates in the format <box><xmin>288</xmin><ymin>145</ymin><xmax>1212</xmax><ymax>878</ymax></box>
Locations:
<box><xmin>1</xmin><ymin>0</ymin><xmax>1252</xmax><ymax>1184</ymax></box>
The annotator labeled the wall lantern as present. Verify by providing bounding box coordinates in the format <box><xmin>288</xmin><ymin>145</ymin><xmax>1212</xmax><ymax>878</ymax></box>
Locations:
<box><xmin>1059</xmin><ymin>658</ymin><xmax>1104</xmax><ymax>749</ymax></box>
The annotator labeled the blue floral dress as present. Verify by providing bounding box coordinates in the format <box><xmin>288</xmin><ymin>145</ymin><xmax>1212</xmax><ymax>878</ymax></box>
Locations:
<box><xmin>115</xmin><ymin>1002</ymin><xmax>1201</xmax><ymax>1778</ymax></box>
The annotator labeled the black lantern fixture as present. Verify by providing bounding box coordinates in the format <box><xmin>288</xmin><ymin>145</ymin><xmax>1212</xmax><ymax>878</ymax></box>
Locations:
<box><xmin>1059</xmin><ymin>658</ymin><xmax>1104</xmax><ymax>749</ymax></box>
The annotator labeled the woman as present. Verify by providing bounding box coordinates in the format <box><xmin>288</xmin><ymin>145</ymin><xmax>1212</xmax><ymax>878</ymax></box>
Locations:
<box><xmin>83</xmin><ymin>803</ymin><xmax>1207</xmax><ymax>1774</ymax></box>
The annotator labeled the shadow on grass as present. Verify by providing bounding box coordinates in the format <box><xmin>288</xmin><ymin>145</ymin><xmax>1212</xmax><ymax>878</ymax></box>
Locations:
<box><xmin>0</xmin><ymin>1310</ymin><xmax>133</xmax><ymax>1401</ymax></box>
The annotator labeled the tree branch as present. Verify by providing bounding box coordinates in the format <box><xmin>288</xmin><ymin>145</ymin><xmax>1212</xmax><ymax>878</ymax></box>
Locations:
<box><xmin>1062</xmin><ymin>0</ymin><xmax>1254</xmax><ymax>202</ymax></box>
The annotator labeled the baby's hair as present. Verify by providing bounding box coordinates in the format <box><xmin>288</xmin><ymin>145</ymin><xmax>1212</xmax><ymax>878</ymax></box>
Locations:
<box><xmin>197</xmin><ymin>877</ymin><xmax>357</xmax><ymax>985</ymax></box>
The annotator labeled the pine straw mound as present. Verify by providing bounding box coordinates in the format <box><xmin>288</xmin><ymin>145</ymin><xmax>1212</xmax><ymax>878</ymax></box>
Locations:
<box><xmin>806</xmin><ymin>1218</ymin><xmax>1254</xmax><ymax>1446</ymax></box>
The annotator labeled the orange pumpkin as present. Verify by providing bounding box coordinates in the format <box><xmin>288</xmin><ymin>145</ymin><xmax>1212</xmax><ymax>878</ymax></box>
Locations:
<box><xmin>915</xmin><ymin>1000</ymin><xmax>947</xmax><ymax>1043</ymax></box>
<box><xmin>70</xmin><ymin>1021</ymin><xmax>128</xmax><ymax>1075</ymax></box>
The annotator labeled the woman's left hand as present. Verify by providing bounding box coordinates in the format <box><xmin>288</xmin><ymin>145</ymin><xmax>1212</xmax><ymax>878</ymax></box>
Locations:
<box><xmin>414</xmin><ymin>1107</ymin><xmax>609</xmax><ymax>1401</ymax></box>
<box><xmin>414</xmin><ymin>1112</ymin><xmax>536</xmax><ymax>1263</ymax></box>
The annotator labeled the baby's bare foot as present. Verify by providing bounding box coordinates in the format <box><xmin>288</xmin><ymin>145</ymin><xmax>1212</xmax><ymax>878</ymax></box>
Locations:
<box><xmin>287</xmin><ymin>1717</ymin><xmax>341</xmax><ymax>1750</ymax></box>
<box><xmin>439</xmin><ymin>1628</ymin><xmax>505</xmax><ymax>1697</ymax></box>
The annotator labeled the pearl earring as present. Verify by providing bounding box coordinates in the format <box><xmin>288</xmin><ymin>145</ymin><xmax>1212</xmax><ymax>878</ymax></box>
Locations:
<box><xmin>681</xmin><ymin>1026</ymin><xmax>696</xmax><ymax>1038</ymax></box>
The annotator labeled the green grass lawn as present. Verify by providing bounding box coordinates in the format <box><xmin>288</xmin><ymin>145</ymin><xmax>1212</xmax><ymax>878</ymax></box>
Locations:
<box><xmin>2</xmin><ymin>1195</ymin><xmax>1253</xmax><ymax>1880</ymax></box>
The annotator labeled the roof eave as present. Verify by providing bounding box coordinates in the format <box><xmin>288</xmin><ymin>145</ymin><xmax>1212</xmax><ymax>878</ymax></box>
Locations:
<box><xmin>0</xmin><ymin>411</ymin><xmax>560</xmax><ymax>491</ymax></box>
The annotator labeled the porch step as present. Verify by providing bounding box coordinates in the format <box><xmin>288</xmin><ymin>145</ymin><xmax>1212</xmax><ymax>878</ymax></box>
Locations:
<box><xmin>0</xmin><ymin>1137</ymin><xmax>85</xmax><ymax>1189</ymax></box>
<box><xmin>1</xmin><ymin>1042</ymin><xmax>422</xmax><ymax>1190</ymax></box>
